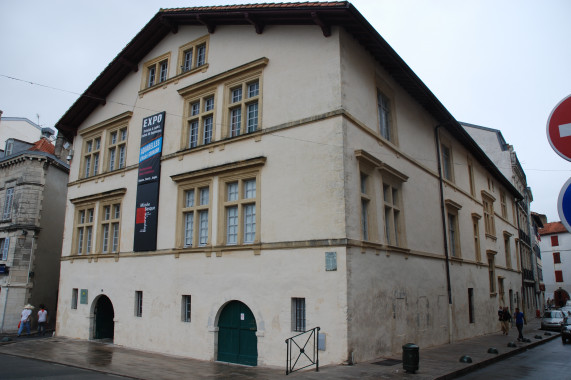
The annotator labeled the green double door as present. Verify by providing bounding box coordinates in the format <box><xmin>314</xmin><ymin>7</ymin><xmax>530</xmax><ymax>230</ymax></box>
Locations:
<box><xmin>217</xmin><ymin>301</ymin><xmax>258</xmax><ymax>366</ymax></box>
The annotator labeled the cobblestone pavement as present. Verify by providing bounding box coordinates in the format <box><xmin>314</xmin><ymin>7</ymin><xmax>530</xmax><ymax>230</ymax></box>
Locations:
<box><xmin>0</xmin><ymin>319</ymin><xmax>557</xmax><ymax>379</ymax></box>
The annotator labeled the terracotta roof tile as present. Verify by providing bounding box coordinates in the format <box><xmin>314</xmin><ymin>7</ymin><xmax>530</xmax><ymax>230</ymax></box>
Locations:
<box><xmin>539</xmin><ymin>222</ymin><xmax>567</xmax><ymax>235</ymax></box>
<box><xmin>29</xmin><ymin>138</ymin><xmax>55</xmax><ymax>155</ymax></box>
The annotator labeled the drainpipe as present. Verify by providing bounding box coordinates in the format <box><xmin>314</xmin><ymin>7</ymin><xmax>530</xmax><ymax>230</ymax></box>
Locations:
<box><xmin>434</xmin><ymin>125</ymin><xmax>453</xmax><ymax>343</ymax></box>
<box><xmin>515</xmin><ymin>200</ymin><xmax>526</xmax><ymax>318</ymax></box>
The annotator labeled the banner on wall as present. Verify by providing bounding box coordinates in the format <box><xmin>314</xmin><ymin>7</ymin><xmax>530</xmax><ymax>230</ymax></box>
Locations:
<box><xmin>134</xmin><ymin>111</ymin><xmax>165</xmax><ymax>252</ymax></box>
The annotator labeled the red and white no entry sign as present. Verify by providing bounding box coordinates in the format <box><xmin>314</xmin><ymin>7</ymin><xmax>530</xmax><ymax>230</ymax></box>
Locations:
<box><xmin>547</xmin><ymin>94</ymin><xmax>571</xmax><ymax>161</ymax></box>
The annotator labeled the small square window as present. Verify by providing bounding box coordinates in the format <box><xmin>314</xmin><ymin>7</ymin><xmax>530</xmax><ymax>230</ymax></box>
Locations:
<box><xmin>291</xmin><ymin>298</ymin><xmax>306</xmax><ymax>332</ymax></box>
<box><xmin>325</xmin><ymin>252</ymin><xmax>337</xmax><ymax>271</ymax></box>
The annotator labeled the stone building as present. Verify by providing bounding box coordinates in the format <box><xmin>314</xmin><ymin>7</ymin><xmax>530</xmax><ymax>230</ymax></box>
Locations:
<box><xmin>54</xmin><ymin>2</ymin><xmax>522</xmax><ymax>367</ymax></box>
<box><xmin>0</xmin><ymin>136</ymin><xmax>69</xmax><ymax>332</ymax></box>
<box><xmin>463</xmin><ymin>122</ymin><xmax>539</xmax><ymax>316</ymax></box>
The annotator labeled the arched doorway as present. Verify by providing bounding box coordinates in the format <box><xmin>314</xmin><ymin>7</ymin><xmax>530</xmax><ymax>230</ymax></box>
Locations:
<box><xmin>217</xmin><ymin>300</ymin><xmax>257</xmax><ymax>366</ymax></box>
<box><xmin>93</xmin><ymin>295</ymin><xmax>114</xmax><ymax>341</ymax></box>
<box><xmin>554</xmin><ymin>288</ymin><xmax>570</xmax><ymax>307</ymax></box>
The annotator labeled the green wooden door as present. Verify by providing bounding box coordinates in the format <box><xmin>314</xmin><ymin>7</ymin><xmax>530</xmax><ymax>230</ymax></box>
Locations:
<box><xmin>217</xmin><ymin>301</ymin><xmax>257</xmax><ymax>366</ymax></box>
<box><xmin>94</xmin><ymin>296</ymin><xmax>114</xmax><ymax>340</ymax></box>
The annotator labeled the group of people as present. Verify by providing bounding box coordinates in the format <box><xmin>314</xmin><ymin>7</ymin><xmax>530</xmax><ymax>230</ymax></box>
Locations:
<box><xmin>18</xmin><ymin>304</ymin><xmax>48</xmax><ymax>337</ymax></box>
<box><xmin>498</xmin><ymin>306</ymin><xmax>525</xmax><ymax>341</ymax></box>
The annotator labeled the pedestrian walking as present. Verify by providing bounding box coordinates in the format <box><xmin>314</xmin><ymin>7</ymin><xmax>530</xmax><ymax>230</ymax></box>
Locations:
<box><xmin>514</xmin><ymin>307</ymin><xmax>525</xmax><ymax>341</ymax></box>
<box><xmin>18</xmin><ymin>304</ymin><xmax>34</xmax><ymax>336</ymax></box>
<box><xmin>37</xmin><ymin>304</ymin><xmax>48</xmax><ymax>336</ymax></box>
<box><xmin>501</xmin><ymin>306</ymin><xmax>511</xmax><ymax>335</ymax></box>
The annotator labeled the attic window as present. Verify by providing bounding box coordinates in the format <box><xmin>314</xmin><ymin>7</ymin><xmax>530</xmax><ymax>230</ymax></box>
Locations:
<box><xmin>141</xmin><ymin>52</ymin><xmax>171</xmax><ymax>90</ymax></box>
<box><xmin>177</xmin><ymin>36</ymin><xmax>209</xmax><ymax>75</ymax></box>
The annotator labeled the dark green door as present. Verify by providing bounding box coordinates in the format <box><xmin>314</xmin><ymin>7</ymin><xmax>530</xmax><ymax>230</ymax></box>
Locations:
<box><xmin>94</xmin><ymin>295</ymin><xmax>114</xmax><ymax>340</ymax></box>
<box><xmin>217</xmin><ymin>301</ymin><xmax>257</xmax><ymax>366</ymax></box>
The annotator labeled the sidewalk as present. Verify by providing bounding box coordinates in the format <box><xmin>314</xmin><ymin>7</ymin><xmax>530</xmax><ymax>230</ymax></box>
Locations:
<box><xmin>0</xmin><ymin>319</ymin><xmax>557</xmax><ymax>379</ymax></box>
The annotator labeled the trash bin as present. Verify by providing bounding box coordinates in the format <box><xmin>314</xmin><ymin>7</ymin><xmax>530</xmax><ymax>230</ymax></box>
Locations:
<box><xmin>402</xmin><ymin>343</ymin><xmax>419</xmax><ymax>373</ymax></box>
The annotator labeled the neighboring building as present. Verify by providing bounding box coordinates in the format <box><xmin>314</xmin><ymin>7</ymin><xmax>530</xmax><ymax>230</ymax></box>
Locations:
<box><xmin>463</xmin><ymin>122</ymin><xmax>539</xmax><ymax>317</ymax></box>
<box><xmin>0</xmin><ymin>115</ymin><xmax>45</xmax><ymax>156</ymax></box>
<box><xmin>531</xmin><ymin>212</ymin><xmax>545</xmax><ymax>310</ymax></box>
<box><xmin>0</xmin><ymin>136</ymin><xmax>70</xmax><ymax>332</ymax></box>
<box><xmin>539</xmin><ymin>221</ymin><xmax>571</xmax><ymax>306</ymax></box>
<box><xmin>54</xmin><ymin>3</ymin><xmax>522</xmax><ymax>367</ymax></box>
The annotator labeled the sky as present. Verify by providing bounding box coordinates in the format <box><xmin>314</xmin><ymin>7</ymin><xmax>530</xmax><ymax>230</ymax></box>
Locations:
<box><xmin>1</xmin><ymin>0</ymin><xmax>570</xmax><ymax>222</ymax></box>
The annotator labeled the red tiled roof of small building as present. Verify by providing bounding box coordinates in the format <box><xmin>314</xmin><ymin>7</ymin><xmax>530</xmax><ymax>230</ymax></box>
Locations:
<box><xmin>539</xmin><ymin>222</ymin><xmax>567</xmax><ymax>235</ymax></box>
<box><xmin>29</xmin><ymin>137</ymin><xmax>55</xmax><ymax>155</ymax></box>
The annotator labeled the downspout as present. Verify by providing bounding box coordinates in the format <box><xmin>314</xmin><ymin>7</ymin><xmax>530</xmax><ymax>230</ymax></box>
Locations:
<box><xmin>515</xmin><ymin>200</ymin><xmax>526</xmax><ymax>317</ymax></box>
<box><xmin>435</xmin><ymin>125</ymin><xmax>453</xmax><ymax>343</ymax></box>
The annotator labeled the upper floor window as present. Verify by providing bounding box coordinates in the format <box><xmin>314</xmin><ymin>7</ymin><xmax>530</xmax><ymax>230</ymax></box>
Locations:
<box><xmin>441</xmin><ymin>144</ymin><xmax>454</xmax><ymax>182</ymax></box>
<box><xmin>554</xmin><ymin>252</ymin><xmax>561</xmax><ymax>264</ymax></box>
<box><xmin>82</xmin><ymin>136</ymin><xmax>101</xmax><ymax>178</ymax></box>
<box><xmin>100</xmin><ymin>202</ymin><xmax>121</xmax><ymax>253</ymax></box>
<box><xmin>180</xmin><ymin>182</ymin><xmax>211</xmax><ymax>248</ymax></box>
<box><xmin>222</xmin><ymin>176</ymin><xmax>259</xmax><ymax>245</ymax></box>
<box><xmin>0</xmin><ymin>237</ymin><xmax>9</xmax><ymax>261</ymax></box>
<box><xmin>482</xmin><ymin>191</ymin><xmax>496</xmax><ymax>237</ymax></box>
<box><xmin>383</xmin><ymin>181</ymin><xmax>404</xmax><ymax>247</ymax></box>
<box><xmin>504</xmin><ymin>232</ymin><xmax>512</xmax><ymax>268</ymax></box>
<box><xmin>488</xmin><ymin>252</ymin><xmax>496</xmax><ymax>294</ymax></box>
<box><xmin>555</xmin><ymin>270</ymin><xmax>564</xmax><ymax>282</ymax></box>
<box><xmin>142</xmin><ymin>53</ymin><xmax>171</xmax><ymax>89</ymax></box>
<box><xmin>107</xmin><ymin>127</ymin><xmax>127</xmax><ymax>171</ymax></box>
<box><xmin>360</xmin><ymin>173</ymin><xmax>370</xmax><ymax>241</ymax></box>
<box><xmin>500</xmin><ymin>191</ymin><xmax>507</xmax><ymax>218</ymax></box>
<box><xmin>2</xmin><ymin>187</ymin><xmax>14</xmax><ymax>220</ymax></box>
<box><xmin>472</xmin><ymin>214</ymin><xmax>481</xmax><ymax>262</ymax></box>
<box><xmin>183</xmin><ymin>92</ymin><xmax>215</xmax><ymax>149</ymax></box>
<box><xmin>467</xmin><ymin>158</ymin><xmax>475</xmax><ymax>196</ymax></box>
<box><xmin>4</xmin><ymin>139</ymin><xmax>13</xmax><ymax>156</ymax></box>
<box><xmin>377</xmin><ymin>90</ymin><xmax>393</xmax><ymax>142</ymax></box>
<box><xmin>552</xmin><ymin>235</ymin><xmax>559</xmax><ymax>246</ymax></box>
<box><xmin>178</xmin><ymin>36</ymin><xmax>209</xmax><ymax>74</ymax></box>
<box><xmin>227</xmin><ymin>79</ymin><xmax>260</xmax><ymax>137</ymax></box>
<box><xmin>75</xmin><ymin>206</ymin><xmax>94</xmax><ymax>255</ymax></box>
<box><xmin>445</xmin><ymin>199</ymin><xmax>462</xmax><ymax>258</ymax></box>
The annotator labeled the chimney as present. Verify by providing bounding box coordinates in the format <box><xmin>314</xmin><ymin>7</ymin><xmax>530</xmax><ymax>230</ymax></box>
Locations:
<box><xmin>41</xmin><ymin>128</ymin><xmax>55</xmax><ymax>140</ymax></box>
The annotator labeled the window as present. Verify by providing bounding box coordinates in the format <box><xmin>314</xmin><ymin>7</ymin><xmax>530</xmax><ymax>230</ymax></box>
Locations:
<box><xmin>183</xmin><ymin>92</ymin><xmax>215</xmax><ymax>149</ymax></box>
<box><xmin>71</xmin><ymin>288</ymin><xmax>78</xmax><ymax>309</ymax></box>
<box><xmin>179</xmin><ymin>183</ymin><xmax>211</xmax><ymax>248</ymax></box>
<box><xmin>500</xmin><ymin>191</ymin><xmax>507</xmax><ymax>218</ymax></box>
<box><xmin>441</xmin><ymin>144</ymin><xmax>454</xmax><ymax>181</ymax></box>
<box><xmin>4</xmin><ymin>139</ymin><xmax>13</xmax><ymax>156</ymax></box>
<box><xmin>178</xmin><ymin>36</ymin><xmax>209</xmax><ymax>74</ymax></box>
<box><xmin>498</xmin><ymin>277</ymin><xmax>505</xmax><ymax>302</ymax></box>
<box><xmin>377</xmin><ymin>90</ymin><xmax>393</xmax><ymax>142</ymax></box>
<box><xmin>468</xmin><ymin>288</ymin><xmax>475</xmax><ymax>323</ymax></box>
<box><xmin>291</xmin><ymin>298</ymin><xmax>306</xmax><ymax>332</ymax></box>
<box><xmin>504</xmin><ymin>233</ymin><xmax>512</xmax><ymax>268</ymax></box>
<box><xmin>383</xmin><ymin>181</ymin><xmax>403</xmax><ymax>247</ymax></box>
<box><xmin>482</xmin><ymin>192</ymin><xmax>496</xmax><ymax>237</ymax></box>
<box><xmin>515</xmin><ymin>238</ymin><xmax>521</xmax><ymax>271</ymax></box>
<box><xmin>472</xmin><ymin>215</ymin><xmax>481</xmax><ymax>262</ymax></box>
<box><xmin>360</xmin><ymin>173</ymin><xmax>370</xmax><ymax>241</ymax></box>
<box><xmin>0</xmin><ymin>238</ymin><xmax>9</xmax><ymax>261</ymax></box>
<box><xmin>70</xmin><ymin>189</ymin><xmax>125</xmax><ymax>256</ymax></box>
<box><xmin>552</xmin><ymin>236</ymin><xmax>559</xmax><ymax>247</ymax></box>
<box><xmin>555</xmin><ymin>270</ymin><xmax>564</xmax><ymax>283</ymax></box>
<box><xmin>222</xmin><ymin>177</ymin><xmax>258</xmax><ymax>245</ymax></box>
<box><xmin>467</xmin><ymin>158</ymin><xmax>475</xmax><ymax>196</ymax></box>
<box><xmin>448</xmin><ymin>212</ymin><xmax>460</xmax><ymax>258</ymax></box>
<box><xmin>487</xmin><ymin>252</ymin><xmax>496</xmax><ymax>294</ymax></box>
<box><xmin>107</xmin><ymin>127</ymin><xmax>128</xmax><ymax>171</ymax></box>
<box><xmin>227</xmin><ymin>79</ymin><xmax>260</xmax><ymax>137</ymax></box>
<box><xmin>75</xmin><ymin>206</ymin><xmax>95</xmax><ymax>255</ymax></box>
<box><xmin>554</xmin><ymin>252</ymin><xmax>561</xmax><ymax>264</ymax></box>
<box><xmin>100</xmin><ymin>202</ymin><xmax>121</xmax><ymax>253</ymax></box>
<box><xmin>82</xmin><ymin>136</ymin><xmax>101</xmax><ymax>178</ymax></box>
<box><xmin>142</xmin><ymin>53</ymin><xmax>171</xmax><ymax>89</ymax></box>
<box><xmin>135</xmin><ymin>291</ymin><xmax>143</xmax><ymax>317</ymax></box>
<box><xmin>2</xmin><ymin>187</ymin><xmax>14</xmax><ymax>219</ymax></box>
<box><xmin>181</xmin><ymin>295</ymin><xmax>191</xmax><ymax>322</ymax></box>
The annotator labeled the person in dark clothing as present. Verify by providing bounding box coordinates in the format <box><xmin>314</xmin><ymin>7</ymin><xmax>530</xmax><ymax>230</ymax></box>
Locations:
<box><xmin>514</xmin><ymin>307</ymin><xmax>525</xmax><ymax>341</ymax></box>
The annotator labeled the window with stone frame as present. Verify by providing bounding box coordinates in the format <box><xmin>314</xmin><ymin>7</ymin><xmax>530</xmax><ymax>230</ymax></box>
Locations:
<box><xmin>2</xmin><ymin>186</ymin><xmax>14</xmax><ymax>220</ymax></box>
<box><xmin>503</xmin><ymin>232</ymin><xmax>512</xmax><ymax>269</ymax></box>
<box><xmin>221</xmin><ymin>173</ymin><xmax>260</xmax><ymax>246</ymax></box>
<box><xmin>487</xmin><ymin>251</ymin><xmax>497</xmax><ymax>294</ymax></box>
<box><xmin>472</xmin><ymin>214</ymin><xmax>482</xmax><ymax>262</ymax></box>
<box><xmin>227</xmin><ymin>78</ymin><xmax>260</xmax><ymax>137</ymax></box>
<box><xmin>177</xmin><ymin>35</ymin><xmax>209</xmax><ymax>74</ymax></box>
<box><xmin>142</xmin><ymin>53</ymin><xmax>171</xmax><ymax>89</ymax></box>
<box><xmin>445</xmin><ymin>199</ymin><xmax>462</xmax><ymax>258</ymax></box>
<box><xmin>179</xmin><ymin>182</ymin><xmax>211</xmax><ymax>248</ymax></box>
<box><xmin>82</xmin><ymin>135</ymin><xmax>101</xmax><ymax>178</ymax></box>
<box><xmin>482</xmin><ymin>191</ymin><xmax>496</xmax><ymax>238</ymax></box>
<box><xmin>441</xmin><ymin>143</ymin><xmax>454</xmax><ymax>182</ymax></box>
<box><xmin>107</xmin><ymin>126</ymin><xmax>128</xmax><ymax>172</ymax></box>
<box><xmin>70</xmin><ymin>189</ymin><xmax>125</xmax><ymax>256</ymax></box>
<box><xmin>500</xmin><ymin>190</ymin><xmax>507</xmax><ymax>219</ymax></box>
<box><xmin>183</xmin><ymin>91</ymin><xmax>215</xmax><ymax>149</ymax></box>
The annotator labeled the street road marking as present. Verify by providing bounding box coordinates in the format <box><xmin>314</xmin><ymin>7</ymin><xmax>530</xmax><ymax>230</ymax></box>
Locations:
<box><xmin>559</xmin><ymin>123</ymin><xmax>571</xmax><ymax>138</ymax></box>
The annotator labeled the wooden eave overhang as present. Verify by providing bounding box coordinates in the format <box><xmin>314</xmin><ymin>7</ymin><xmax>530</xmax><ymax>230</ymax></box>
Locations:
<box><xmin>54</xmin><ymin>1</ymin><xmax>521</xmax><ymax>200</ymax></box>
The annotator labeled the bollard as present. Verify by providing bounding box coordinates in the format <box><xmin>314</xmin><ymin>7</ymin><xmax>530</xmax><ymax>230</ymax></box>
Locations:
<box><xmin>402</xmin><ymin>343</ymin><xmax>419</xmax><ymax>373</ymax></box>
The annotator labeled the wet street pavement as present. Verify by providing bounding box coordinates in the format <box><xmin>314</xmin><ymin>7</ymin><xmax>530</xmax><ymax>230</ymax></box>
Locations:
<box><xmin>0</xmin><ymin>319</ymin><xmax>559</xmax><ymax>379</ymax></box>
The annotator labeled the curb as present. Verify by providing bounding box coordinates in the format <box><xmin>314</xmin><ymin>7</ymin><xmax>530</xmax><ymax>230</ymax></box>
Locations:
<box><xmin>435</xmin><ymin>332</ymin><xmax>560</xmax><ymax>380</ymax></box>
